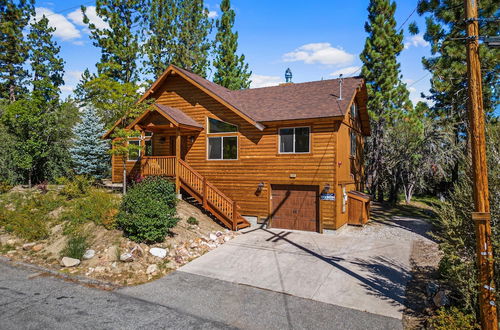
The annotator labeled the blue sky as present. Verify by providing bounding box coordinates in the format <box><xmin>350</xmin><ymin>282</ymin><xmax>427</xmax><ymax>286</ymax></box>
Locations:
<box><xmin>36</xmin><ymin>1</ymin><xmax>435</xmax><ymax>106</ymax></box>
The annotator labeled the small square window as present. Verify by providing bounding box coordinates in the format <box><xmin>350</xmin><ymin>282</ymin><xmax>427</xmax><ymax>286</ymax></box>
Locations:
<box><xmin>279</xmin><ymin>127</ymin><xmax>310</xmax><ymax>153</ymax></box>
<box><xmin>128</xmin><ymin>140</ymin><xmax>141</xmax><ymax>161</ymax></box>
<box><xmin>208</xmin><ymin>136</ymin><xmax>237</xmax><ymax>160</ymax></box>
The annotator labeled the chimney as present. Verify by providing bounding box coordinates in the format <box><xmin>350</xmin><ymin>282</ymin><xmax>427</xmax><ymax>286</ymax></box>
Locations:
<box><xmin>280</xmin><ymin>68</ymin><xmax>294</xmax><ymax>86</ymax></box>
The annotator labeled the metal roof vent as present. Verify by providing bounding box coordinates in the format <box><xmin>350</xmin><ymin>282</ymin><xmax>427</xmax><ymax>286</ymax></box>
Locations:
<box><xmin>285</xmin><ymin>68</ymin><xmax>292</xmax><ymax>83</ymax></box>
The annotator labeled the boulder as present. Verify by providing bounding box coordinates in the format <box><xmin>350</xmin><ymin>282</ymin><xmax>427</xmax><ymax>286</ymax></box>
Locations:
<box><xmin>223</xmin><ymin>236</ymin><xmax>231</xmax><ymax>242</ymax></box>
<box><xmin>146</xmin><ymin>264</ymin><xmax>158</xmax><ymax>275</ymax></box>
<box><xmin>6</xmin><ymin>239</ymin><xmax>19</xmax><ymax>245</ymax></box>
<box><xmin>83</xmin><ymin>249</ymin><xmax>95</xmax><ymax>260</ymax></box>
<box><xmin>130</xmin><ymin>245</ymin><xmax>144</xmax><ymax>258</ymax></box>
<box><xmin>32</xmin><ymin>244</ymin><xmax>44</xmax><ymax>252</ymax></box>
<box><xmin>61</xmin><ymin>257</ymin><xmax>80</xmax><ymax>267</ymax></box>
<box><xmin>209</xmin><ymin>233</ymin><xmax>217</xmax><ymax>241</ymax></box>
<box><xmin>22</xmin><ymin>243</ymin><xmax>36</xmax><ymax>250</ymax></box>
<box><xmin>433</xmin><ymin>290</ymin><xmax>449</xmax><ymax>307</ymax></box>
<box><xmin>149</xmin><ymin>247</ymin><xmax>167</xmax><ymax>259</ymax></box>
<box><xmin>120</xmin><ymin>253</ymin><xmax>134</xmax><ymax>262</ymax></box>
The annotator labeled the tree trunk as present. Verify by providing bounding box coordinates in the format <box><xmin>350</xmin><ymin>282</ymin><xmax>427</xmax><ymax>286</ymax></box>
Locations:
<box><xmin>28</xmin><ymin>170</ymin><xmax>32</xmax><ymax>189</ymax></box>
<box><xmin>122</xmin><ymin>162</ymin><xmax>127</xmax><ymax>194</ymax></box>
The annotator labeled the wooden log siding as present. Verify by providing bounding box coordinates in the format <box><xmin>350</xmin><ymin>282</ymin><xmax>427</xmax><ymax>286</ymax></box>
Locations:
<box><xmin>111</xmin><ymin>74</ymin><xmax>358</xmax><ymax>230</ymax></box>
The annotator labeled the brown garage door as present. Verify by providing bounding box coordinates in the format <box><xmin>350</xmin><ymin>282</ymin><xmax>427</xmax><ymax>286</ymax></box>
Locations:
<box><xmin>271</xmin><ymin>184</ymin><xmax>318</xmax><ymax>232</ymax></box>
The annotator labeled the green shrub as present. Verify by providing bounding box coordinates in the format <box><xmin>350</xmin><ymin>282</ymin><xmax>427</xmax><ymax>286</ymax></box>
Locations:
<box><xmin>62</xmin><ymin>234</ymin><xmax>89</xmax><ymax>259</ymax></box>
<box><xmin>0</xmin><ymin>192</ymin><xmax>63</xmax><ymax>241</ymax></box>
<box><xmin>0</xmin><ymin>181</ymin><xmax>13</xmax><ymax>194</ymax></box>
<box><xmin>58</xmin><ymin>175</ymin><xmax>93</xmax><ymax>199</ymax></box>
<box><xmin>117</xmin><ymin>177</ymin><xmax>178</xmax><ymax>243</ymax></box>
<box><xmin>61</xmin><ymin>188</ymin><xmax>120</xmax><ymax>234</ymax></box>
<box><xmin>428</xmin><ymin>307</ymin><xmax>479</xmax><ymax>330</ymax></box>
<box><xmin>187</xmin><ymin>216</ymin><xmax>199</xmax><ymax>226</ymax></box>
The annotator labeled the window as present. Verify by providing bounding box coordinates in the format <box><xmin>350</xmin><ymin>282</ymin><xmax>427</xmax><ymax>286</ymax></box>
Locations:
<box><xmin>128</xmin><ymin>140</ymin><xmax>140</xmax><ymax>161</ymax></box>
<box><xmin>350</xmin><ymin>131</ymin><xmax>357</xmax><ymax>157</ymax></box>
<box><xmin>145</xmin><ymin>139</ymin><xmax>153</xmax><ymax>156</ymax></box>
<box><xmin>351</xmin><ymin>102</ymin><xmax>358</xmax><ymax>120</ymax></box>
<box><xmin>279</xmin><ymin>127</ymin><xmax>310</xmax><ymax>153</ymax></box>
<box><xmin>208</xmin><ymin>136</ymin><xmax>237</xmax><ymax>160</ymax></box>
<box><xmin>208</xmin><ymin>117</ymin><xmax>238</xmax><ymax>133</ymax></box>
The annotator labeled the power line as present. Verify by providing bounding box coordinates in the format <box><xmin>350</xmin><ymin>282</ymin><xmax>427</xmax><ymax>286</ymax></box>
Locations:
<box><xmin>397</xmin><ymin>5</ymin><xmax>417</xmax><ymax>32</ymax></box>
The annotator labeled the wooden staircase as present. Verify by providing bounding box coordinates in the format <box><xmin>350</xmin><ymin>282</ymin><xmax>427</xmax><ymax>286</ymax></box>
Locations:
<box><xmin>142</xmin><ymin>156</ymin><xmax>250</xmax><ymax>230</ymax></box>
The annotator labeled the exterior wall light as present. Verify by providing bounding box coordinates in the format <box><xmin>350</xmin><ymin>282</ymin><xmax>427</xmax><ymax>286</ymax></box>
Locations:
<box><xmin>255</xmin><ymin>182</ymin><xmax>265</xmax><ymax>196</ymax></box>
<box><xmin>323</xmin><ymin>183</ymin><xmax>331</xmax><ymax>193</ymax></box>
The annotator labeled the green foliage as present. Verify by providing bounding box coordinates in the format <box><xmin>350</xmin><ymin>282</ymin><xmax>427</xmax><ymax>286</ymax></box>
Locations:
<box><xmin>432</xmin><ymin>124</ymin><xmax>500</xmax><ymax>317</ymax></box>
<box><xmin>62</xmin><ymin>234</ymin><xmax>89</xmax><ymax>259</ymax></box>
<box><xmin>187</xmin><ymin>216</ymin><xmax>198</xmax><ymax>226</ymax></box>
<box><xmin>0</xmin><ymin>192</ymin><xmax>64</xmax><ymax>241</ymax></box>
<box><xmin>69</xmin><ymin>106</ymin><xmax>109</xmax><ymax>178</ymax></box>
<box><xmin>173</xmin><ymin>0</ymin><xmax>212</xmax><ymax>77</ymax></box>
<box><xmin>0</xmin><ymin>0</ymin><xmax>34</xmax><ymax>101</ymax></box>
<box><xmin>212</xmin><ymin>0</ymin><xmax>251</xmax><ymax>90</ymax></box>
<box><xmin>360</xmin><ymin>0</ymin><xmax>412</xmax><ymax>202</ymax></box>
<box><xmin>82</xmin><ymin>0</ymin><xmax>143</xmax><ymax>84</ymax></box>
<box><xmin>117</xmin><ymin>177</ymin><xmax>178</xmax><ymax>243</ymax></box>
<box><xmin>58</xmin><ymin>175</ymin><xmax>93</xmax><ymax>199</ymax></box>
<box><xmin>61</xmin><ymin>188</ymin><xmax>120</xmax><ymax>234</ymax></box>
<box><xmin>0</xmin><ymin>181</ymin><xmax>13</xmax><ymax>194</ymax></box>
<box><xmin>428</xmin><ymin>307</ymin><xmax>479</xmax><ymax>330</ymax></box>
<box><xmin>28</xmin><ymin>15</ymin><xmax>65</xmax><ymax>105</ymax></box>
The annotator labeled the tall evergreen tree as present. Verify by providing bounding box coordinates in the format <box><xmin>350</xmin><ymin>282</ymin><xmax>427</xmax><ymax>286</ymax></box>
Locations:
<box><xmin>416</xmin><ymin>0</ymin><xmax>499</xmax><ymax>185</ymax></box>
<box><xmin>82</xmin><ymin>0</ymin><xmax>144</xmax><ymax>83</ymax></box>
<box><xmin>0</xmin><ymin>0</ymin><xmax>34</xmax><ymax>102</ymax></box>
<box><xmin>70</xmin><ymin>107</ymin><xmax>109</xmax><ymax>178</ymax></box>
<box><xmin>360</xmin><ymin>0</ymin><xmax>411</xmax><ymax>202</ymax></box>
<box><xmin>141</xmin><ymin>0</ymin><xmax>177</xmax><ymax>80</ymax></box>
<box><xmin>174</xmin><ymin>0</ymin><xmax>212</xmax><ymax>77</ymax></box>
<box><xmin>28</xmin><ymin>15</ymin><xmax>65</xmax><ymax>105</ymax></box>
<box><xmin>212</xmin><ymin>0</ymin><xmax>251</xmax><ymax>90</ymax></box>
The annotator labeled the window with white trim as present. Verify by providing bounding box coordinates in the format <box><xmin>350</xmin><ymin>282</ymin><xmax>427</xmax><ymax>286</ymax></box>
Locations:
<box><xmin>350</xmin><ymin>102</ymin><xmax>358</xmax><ymax>120</ymax></box>
<box><xmin>128</xmin><ymin>140</ymin><xmax>141</xmax><ymax>161</ymax></box>
<box><xmin>279</xmin><ymin>127</ymin><xmax>310</xmax><ymax>153</ymax></box>
<box><xmin>207</xmin><ymin>118</ymin><xmax>238</xmax><ymax>160</ymax></box>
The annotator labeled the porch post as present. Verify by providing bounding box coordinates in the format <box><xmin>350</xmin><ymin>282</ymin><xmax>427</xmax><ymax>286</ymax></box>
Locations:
<box><xmin>175</xmin><ymin>127</ymin><xmax>181</xmax><ymax>196</ymax></box>
<box><xmin>140</xmin><ymin>129</ymin><xmax>145</xmax><ymax>176</ymax></box>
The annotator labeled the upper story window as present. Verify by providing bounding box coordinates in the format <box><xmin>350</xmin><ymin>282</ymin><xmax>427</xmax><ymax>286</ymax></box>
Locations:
<box><xmin>350</xmin><ymin>131</ymin><xmax>357</xmax><ymax>157</ymax></box>
<box><xmin>279</xmin><ymin>127</ymin><xmax>310</xmax><ymax>153</ymax></box>
<box><xmin>208</xmin><ymin>117</ymin><xmax>238</xmax><ymax>133</ymax></box>
<box><xmin>128</xmin><ymin>140</ymin><xmax>141</xmax><ymax>161</ymax></box>
<box><xmin>207</xmin><ymin>117</ymin><xmax>238</xmax><ymax>160</ymax></box>
<box><xmin>350</xmin><ymin>102</ymin><xmax>358</xmax><ymax>120</ymax></box>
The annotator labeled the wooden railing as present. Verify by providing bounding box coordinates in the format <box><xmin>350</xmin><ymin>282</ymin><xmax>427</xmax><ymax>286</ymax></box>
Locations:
<box><xmin>142</xmin><ymin>156</ymin><xmax>176</xmax><ymax>176</ymax></box>
<box><xmin>139</xmin><ymin>156</ymin><xmax>249</xmax><ymax>230</ymax></box>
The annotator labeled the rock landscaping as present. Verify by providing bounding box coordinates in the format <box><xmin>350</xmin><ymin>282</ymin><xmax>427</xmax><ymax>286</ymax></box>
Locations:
<box><xmin>0</xmin><ymin>183</ymin><xmax>241</xmax><ymax>286</ymax></box>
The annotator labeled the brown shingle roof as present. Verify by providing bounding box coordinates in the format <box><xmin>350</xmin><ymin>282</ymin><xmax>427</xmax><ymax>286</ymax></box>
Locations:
<box><xmin>172</xmin><ymin>65</ymin><xmax>362</xmax><ymax>122</ymax></box>
<box><xmin>154</xmin><ymin>103</ymin><xmax>203</xmax><ymax>129</ymax></box>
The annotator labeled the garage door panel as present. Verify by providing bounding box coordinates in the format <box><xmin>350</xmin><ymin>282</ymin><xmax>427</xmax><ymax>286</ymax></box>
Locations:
<box><xmin>271</xmin><ymin>185</ymin><xmax>318</xmax><ymax>232</ymax></box>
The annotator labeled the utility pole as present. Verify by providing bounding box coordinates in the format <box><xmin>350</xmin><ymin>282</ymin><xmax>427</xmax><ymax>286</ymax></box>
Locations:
<box><xmin>464</xmin><ymin>0</ymin><xmax>498</xmax><ymax>329</ymax></box>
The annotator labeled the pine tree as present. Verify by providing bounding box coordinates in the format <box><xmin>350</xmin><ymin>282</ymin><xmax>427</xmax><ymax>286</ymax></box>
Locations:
<box><xmin>82</xmin><ymin>0</ymin><xmax>144</xmax><ymax>83</ymax></box>
<box><xmin>416</xmin><ymin>0</ymin><xmax>499</xmax><ymax>184</ymax></box>
<box><xmin>0</xmin><ymin>0</ymin><xmax>34</xmax><ymax>102</ymax></box>
<box><xmin>174</xmin><ymin>0</ymin><xmax>212</xmax><ymax>77</ymax></box>
<box><xmin>141</xmin><ymin>0</ymin><xmax>177</xmax><ymax>80</ymax></box>
<box><xmin>360</xmin><ymin>0</ymin><xmax>411</xmax><ymax>202</ymax></box>
<box><xmin>213</xmin><ymin>0</ymin><xmax>251</xmax><ymax>90</ymax></box>
<box><xmin>28</xmin><ymin>15</ymin><xmax>65</xmax><ymax>105</ymax></box>
<box><xmin>69</xmin><ymin>107</ymin><xmax>109</xmax><ymax>178</ymax></box>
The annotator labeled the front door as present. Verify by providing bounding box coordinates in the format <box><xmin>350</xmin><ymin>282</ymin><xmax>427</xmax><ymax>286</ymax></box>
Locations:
<box><xmin>271</xmin><ymin>184</ymin><xmax>319</xmax><ymax>232</ymax></box>
<box><xmin>170</xmin><ymin>136</ymin><xmax>188</xmax><ymax>160</ymax></box>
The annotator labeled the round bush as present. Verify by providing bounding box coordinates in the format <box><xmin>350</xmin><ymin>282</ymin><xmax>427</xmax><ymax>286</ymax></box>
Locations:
<box><xmin>117</xmin><ymin>177</ymin><xmax>178</xmax><ymax>243</ymax></box>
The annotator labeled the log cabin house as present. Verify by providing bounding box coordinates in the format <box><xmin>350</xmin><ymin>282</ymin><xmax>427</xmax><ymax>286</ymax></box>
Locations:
<box><xmin>104</xmin><ymin>64</ymin><xmax>370</xmax><ymax>232</ymax></box>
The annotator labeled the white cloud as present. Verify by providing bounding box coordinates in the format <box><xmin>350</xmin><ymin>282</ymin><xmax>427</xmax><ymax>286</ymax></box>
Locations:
<box><xmin>68</xmin><ymin>6</ymin><xmax>109</xmax><ymax>31</ymax></box>
<box><xmin>250</xmin><ymin>74</ymin><xmax>283</xmax><ymax>88</ymax></box>
<box><xmin>65</xmin><ymin>71</ymin><xmax>84</xmax><ymax>82</ymax></box>
<box><xmin>208</xmin><ymin>10</ymin><xmax>218</xmax><ymax>18</ymax></box>
<box><xmin>404</xmin><ymin>34</ymin><xmax>429</xmax><ymax>49</ymax></box>
<box><xmin>34</xmin><ymin>7</ymin><xmax>81</xmax><ymax>41</ymax></box>
<box><xmin>329</xmin><ymin>66</ymin><xmax>361</xmax><ymax>77</ymax></box>
<box><xmin>283</xmin><ymin>43</ymin><xmax>354</xmax><ymax>66</ymax></box>
<box><xmin>60</xmin><ymin>85</ymin><xmax>75</xmax><ymax>93</ymax></box>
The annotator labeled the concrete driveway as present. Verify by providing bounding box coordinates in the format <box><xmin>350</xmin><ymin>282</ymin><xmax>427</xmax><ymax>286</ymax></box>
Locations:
<box><xmin>178</xmin><ymin>218</ymin><xmax>432</xmax><ymax>320</ymax></box>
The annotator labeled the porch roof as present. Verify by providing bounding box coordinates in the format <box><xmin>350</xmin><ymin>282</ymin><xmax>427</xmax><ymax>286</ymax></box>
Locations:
<box><xmin>126</xmin><ymin>103</ymin><xmax>203</xmax><ymax>132</ymax></box>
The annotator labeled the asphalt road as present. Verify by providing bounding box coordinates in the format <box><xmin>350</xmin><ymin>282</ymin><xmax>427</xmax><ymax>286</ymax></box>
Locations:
<box><xmin>0</xmin><ymin>261</ymin><xmax>402</xmax><ymax>330</ymax></box>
